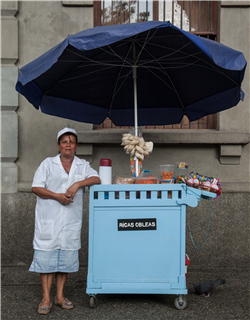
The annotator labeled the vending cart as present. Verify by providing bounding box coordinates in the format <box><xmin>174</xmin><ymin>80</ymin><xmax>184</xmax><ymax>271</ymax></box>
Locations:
<box><xmin>86</xmin><ymin>184</ymin><xmax>216</xmax><ymax>309</ymax></box>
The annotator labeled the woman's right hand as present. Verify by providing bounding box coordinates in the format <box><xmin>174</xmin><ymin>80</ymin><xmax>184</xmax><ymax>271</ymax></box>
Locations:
<box><xmin>56</xmin><ymin>193</ymin><xmax>73</xmax><ymax>205</ymax></box>
<box><xmin>32</xmin><ymin>187</ymin><xmax>73</xmax><ymax>205</ymax></box>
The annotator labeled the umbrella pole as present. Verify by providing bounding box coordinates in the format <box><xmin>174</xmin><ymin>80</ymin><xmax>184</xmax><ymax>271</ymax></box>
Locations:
<box><xmin>133</xmin><ymin>66</ymin><xmax>138</xmax><ymax>137</ymax></box>
<box><xmin>133</xmin><ymin>42</ymin><xmax>139</xmax><ymax>176</ymax></box>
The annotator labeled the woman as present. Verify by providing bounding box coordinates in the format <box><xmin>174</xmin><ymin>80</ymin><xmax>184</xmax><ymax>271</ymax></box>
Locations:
<box><xmin>29</xmin><ymin>127</ymin><xmax>101</xmax><ymax>315</ymax></box>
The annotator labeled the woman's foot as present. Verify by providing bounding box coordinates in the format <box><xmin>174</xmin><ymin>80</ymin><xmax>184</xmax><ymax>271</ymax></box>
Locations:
<box><xmin>38</xmin><ymin>300</ymin><xmax>52</xmax><ymax>315</ymax></box>
<box><xmin>54</xmin><ymin>296</ymin><xmax>74</xmax><ymax>309</ymax></box>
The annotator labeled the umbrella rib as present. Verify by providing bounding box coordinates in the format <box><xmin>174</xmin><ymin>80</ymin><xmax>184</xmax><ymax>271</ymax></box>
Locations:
<box><xmin>58</xmin><ymin>65</ymin><xmax>117</xmax><ymax>82</ymax></box>
<box><xmin>65</xmin><ymin>48</ymin><xmax>131</xmax><ymax>67</ymax></box>
<box><xmin>140</xmin><ymin>60</ymin><xmax>222</xmax><ymax>73</ymax></box>
<box><xmin>137</xmin><ymin>41</ymin><xmax>195</xmax><ymax>67</ymax></box>
<box><xmin>137</xmin><ymin>41</ymin><xmax>240</xmax><ymax>87</ymax></box>
<box><xmin>109</xmin><ymin>30</ymin><xmax>163</xmax><ymax>118</ymax></box>
<box><xmin>136</xmin><ymin>41</ymin><xmax>185</xmax><ymax>109</ymax></box>
<box><xmin>134</xmin><ymin>27</ymin><xmax>177</xmax><ymax>92</ymax></box>
<box><xmin>108</xmin><ymin>38</ymin><xmax>137</xmax><ymax>115</ymax></box>
<box><xmin>140</xmin><ymin>66</ymin><xmax>176</xmax><ymax>92</ymax></box>
<box><xmin>100</xmin><ymin>46</ymin><xmax>133</xmax><ymax>66</ymax></box>
<box><xmin>109</xmin><ymin>69</ymin><xmax>133</xmax><ymax>108</ymax></box>
<box><xmin>135</xmin><ymin>29</ymin><xmax>158</xmax><ymax>64</ymax></box>
<box><xmin>44</xmin><ymin>48</ymin><xmax>120</xmax><ymax>96</ymax></box>
<box><xmin>59</xmin><ymin>59</ymin><xmax>222</xmax><ymax>73</ymax></box>
<box><xmin>58</xmin><ymin>59</ymin><xmax>219</xmax><ymax>72</ymax></box>
<box><xmin>137</xmin><ymin>34</ymin><xmax>186</xmax><ymax>40</ymax></box>
<box><xmin>58</xmin><ymin>60</ymin><xmax>129</xmax><ymax>65</ymax></box>
<box><xmin>76</xmin><ymin>61</ymin><xmax>129</xmax><ymax>66</ymax></box>
<box><xmin>185</xmin><ymin>56</ymin><xmax>241</xmax><ymax>87</ymax></box>
<box><xmin>160</xmin><ymin>61</ymin><xmax>223</xmax><ymax>72</ymax></box>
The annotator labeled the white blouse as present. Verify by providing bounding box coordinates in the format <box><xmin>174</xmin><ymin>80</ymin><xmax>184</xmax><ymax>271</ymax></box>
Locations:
<box><xmin>32</xmin><ymin>154</ymin><xmax>99</xmax><ymax>251</ymax></box>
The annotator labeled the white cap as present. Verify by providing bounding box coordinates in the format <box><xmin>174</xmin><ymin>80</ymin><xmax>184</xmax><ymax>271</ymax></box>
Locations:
<box><xmin>57</xmin><ymin>127</ymin><xmax>78</xmax><ymax>142</ymax></box>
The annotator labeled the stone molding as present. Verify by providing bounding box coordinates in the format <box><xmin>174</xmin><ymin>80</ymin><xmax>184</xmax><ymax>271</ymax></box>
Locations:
<box><xmin>62</xmin><ymin>1</ymin><xmax>93</xmax><ymax>6</ymax></box>
<box><xmin>76</xmin><ymin>130</ymin><xmax>249</xmax><ymax>167</ymax></box>
<box><xmin>220</xmin><ymin>145</ymin><xmax>242</xmax><ymax>165</ymax></box>
<box><xmin>221</xmin><ymin>1</ymin><xmax>250</xmax><ymax>7</ymax></box>
<box><xmin>1</xmin><ymin>16</ymin><xmax>18</xmax><ymax>64</ymax></box>
<box><xmin>77</xmin><ymin>130</ymin><xmax>250</xmax><ymax>145</ymax></box>
<box><xmin>1</xmin><ymin>111</ymin><xmax>18</xmax><ymax>161</ymax></box>
<box><xmin>1</xmin><ymin>0</ymin><xmax>18</xmax><ymax>16</ymax></box>
<box><xmin>1</xmin><ymin>67</ymin><xmax>18</xmax><ymax>109</ymax></box>
<box><xmin>1</xmin><ymin>163</ymin><xmax>18</xmax><ymax>193</ymax></box>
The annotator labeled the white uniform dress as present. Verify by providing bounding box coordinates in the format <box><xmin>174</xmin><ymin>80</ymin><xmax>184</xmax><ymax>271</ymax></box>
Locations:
<box><xmin>29</xmin><ymin>154</ymin><xmax>99</xmax><ymax>273</ymax></box>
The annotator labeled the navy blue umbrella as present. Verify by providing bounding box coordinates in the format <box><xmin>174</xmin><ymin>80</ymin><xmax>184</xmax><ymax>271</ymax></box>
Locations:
<box><xmin>16</xmin><ymin>21</ymin><xmax>246</xmax><ymax>130</ymax></box>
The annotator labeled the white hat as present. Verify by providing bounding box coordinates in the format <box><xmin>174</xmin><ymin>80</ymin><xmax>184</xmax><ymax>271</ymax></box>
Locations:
<box><xmin>57</xmin><ymin>127</ymin><xmax>78</xmax><ymax>142</ymax></box>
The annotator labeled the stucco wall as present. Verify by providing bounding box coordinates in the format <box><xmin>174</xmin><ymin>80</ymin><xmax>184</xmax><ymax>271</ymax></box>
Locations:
<box><xmin>219</xmin><ymin>6</ymin><xmax>250</xmax><ymax>133</ymax></box>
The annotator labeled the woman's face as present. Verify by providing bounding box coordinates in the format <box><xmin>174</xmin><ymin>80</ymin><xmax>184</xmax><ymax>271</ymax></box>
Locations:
<box><xmin>58</xmin><ymin>134</ymin><xmax>77</xmax><ymax>157</ymax></box>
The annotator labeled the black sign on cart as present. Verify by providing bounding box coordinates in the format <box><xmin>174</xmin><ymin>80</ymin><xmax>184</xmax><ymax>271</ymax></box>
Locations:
<box><xmin>118</xmin><ymin>218</ymin><xmax>157</xmax><ymax>231</ymax></box>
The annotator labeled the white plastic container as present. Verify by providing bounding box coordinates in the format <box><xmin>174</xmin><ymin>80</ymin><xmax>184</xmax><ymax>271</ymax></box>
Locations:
<box><xmin>99</xmin><ymin>159</ymin><xmax>112</xmax><ymax>185</ymax></box>
<box><xmin>160</xmin><ymin>164</ymin><xmax>174</xmax><ymax>180</ymax></box>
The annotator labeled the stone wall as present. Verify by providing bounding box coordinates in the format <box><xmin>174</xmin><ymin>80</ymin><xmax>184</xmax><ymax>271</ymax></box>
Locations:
<box><xmin>2</xmin><ymin>191</ymin><xmax>249</xmax><ymax>268</ymax></box>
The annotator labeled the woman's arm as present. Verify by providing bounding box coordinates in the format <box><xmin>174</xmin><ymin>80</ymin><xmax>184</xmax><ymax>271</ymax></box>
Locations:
<box><xmin>66</xmin><ymin>176</ymin><xmax>101</xmax><ymax>200</ymax></box>
<box><xmin>32</xmin><ymin>187</ymin><xmax>73</xmax><ymax>205</ymax></box>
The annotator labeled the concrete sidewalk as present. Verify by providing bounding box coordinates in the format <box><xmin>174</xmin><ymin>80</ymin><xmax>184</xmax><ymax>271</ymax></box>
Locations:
<box><xmin>2</xmin><ymin>265</ymin><xmax>249</xmax><ymax>320</ymax></box>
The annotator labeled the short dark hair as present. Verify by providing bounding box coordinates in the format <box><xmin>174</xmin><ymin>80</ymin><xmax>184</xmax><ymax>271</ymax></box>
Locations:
<box><xmin>58</xmin><ymin>133</ymin><xmax>78</xmax><ymax>144</ymax></box>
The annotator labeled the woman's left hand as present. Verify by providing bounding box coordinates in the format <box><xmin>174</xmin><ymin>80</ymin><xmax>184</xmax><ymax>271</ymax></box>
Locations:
<box><xmin>66</xmin><ymin>182</ymin><xmax>80</xmax><ymax>200</ymax></box>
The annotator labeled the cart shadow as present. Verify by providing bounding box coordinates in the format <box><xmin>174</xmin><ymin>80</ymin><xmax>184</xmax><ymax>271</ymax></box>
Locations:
<box><xmin>91</xmin><ymin>293</ymin><xmax>176</xmax><ymax>309</ymax></box>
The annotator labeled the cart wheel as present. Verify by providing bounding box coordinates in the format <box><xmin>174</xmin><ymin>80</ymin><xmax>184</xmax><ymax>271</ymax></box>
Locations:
<box><xmin>174</xmin><ymin>297</ymin><xmax>187</xmax><ymax>310</ymax></box>
<box><xmin>90</xmin><ymin>296</ymin><xmax>95</xmax><ymax>308</ymax></box>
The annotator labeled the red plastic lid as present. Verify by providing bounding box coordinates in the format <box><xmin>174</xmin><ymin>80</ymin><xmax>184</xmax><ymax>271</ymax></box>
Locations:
<box><xmin>185</xmin><ymin>254</ymin><xmax>191</xmax><ymax>265</ymax></box>
<box><xmin>100</xmin><ymin>158</ymin><xmax>112</xmax><ymax>167</ymax></box>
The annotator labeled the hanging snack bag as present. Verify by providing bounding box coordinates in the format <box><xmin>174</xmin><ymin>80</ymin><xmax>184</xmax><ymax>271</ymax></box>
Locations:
<box><xmin>210</xmin><ymin>177</ymin><xmax>220</xmax><ymax>193</ymax></box>
<box><xmin>198</xmin><ymin>180</ymin><xmax>211</xmax><ymax>192</ymax></box>
<box><xmin>186</xmin><ymin>172</ymin><xmax>194</xmax><ymax>187</ymax></box>
<box><xmin>193</xmin><ymin>173</ymin><xmax>200</xmax><ymax>188</ymax></box>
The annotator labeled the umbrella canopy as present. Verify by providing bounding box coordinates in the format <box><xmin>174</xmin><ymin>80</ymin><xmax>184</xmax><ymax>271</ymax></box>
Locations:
<box><xmin>16</xmin><ymin>21</ymin><xmax>247</xmax><ymax>126</ymax></box>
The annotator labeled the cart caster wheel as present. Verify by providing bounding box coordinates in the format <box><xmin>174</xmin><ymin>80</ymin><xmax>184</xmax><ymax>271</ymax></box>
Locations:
<box><xmin>90</xmin><ymin>296</ymin><xmax>95</xmax><ymax>308</ymax></box>
<box><xmin>174</xmin><ymin>297</ymin><xmax>187</xmax><ymax>310</ymax></box>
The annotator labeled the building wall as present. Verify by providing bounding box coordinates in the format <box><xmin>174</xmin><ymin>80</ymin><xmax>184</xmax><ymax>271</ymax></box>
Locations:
<box><xmin>1</xmin><ymin>1</ymin><xmax>250</xmax><ymax>267</ymax></box>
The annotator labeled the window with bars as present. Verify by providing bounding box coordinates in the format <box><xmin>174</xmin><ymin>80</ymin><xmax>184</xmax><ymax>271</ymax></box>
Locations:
<box><xmin>94</xmin><ymin>1</ymin><xmax>219</xmax><ymax>130</ymax></box>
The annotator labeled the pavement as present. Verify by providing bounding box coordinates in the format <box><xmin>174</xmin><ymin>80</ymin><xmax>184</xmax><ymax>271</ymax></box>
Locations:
<box><xmin>2</xmin><ymin>265</ymin><xmax>249</xmax><ymax>320</ymax></box>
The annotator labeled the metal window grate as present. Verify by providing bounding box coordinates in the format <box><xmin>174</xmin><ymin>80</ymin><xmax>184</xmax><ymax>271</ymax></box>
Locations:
<box><xmin>96</xmin><ymin>1</ymin><xmax>218</xmax><ymax>40</ymax></box>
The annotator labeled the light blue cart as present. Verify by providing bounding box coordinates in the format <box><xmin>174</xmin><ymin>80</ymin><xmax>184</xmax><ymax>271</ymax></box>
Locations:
<box><xmin>86</xmin><ymin>184</ymin><xmax>216</xmax><ymax>309</ymax></box>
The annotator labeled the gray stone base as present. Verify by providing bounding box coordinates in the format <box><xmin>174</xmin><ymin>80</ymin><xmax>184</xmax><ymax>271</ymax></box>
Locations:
<box><xmin>1</xmin><ymin>163</ymin><xmax>18</xmax><ymax>193</ymax></box>
<box><xmin>1</xmin><ymin>192</ymin><xmax>249</xmax><ymax>268</ymax></box>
